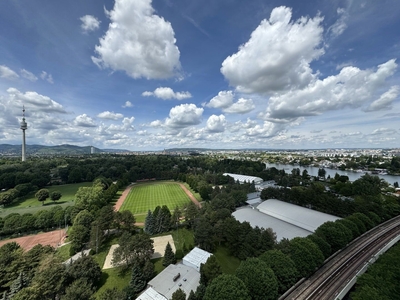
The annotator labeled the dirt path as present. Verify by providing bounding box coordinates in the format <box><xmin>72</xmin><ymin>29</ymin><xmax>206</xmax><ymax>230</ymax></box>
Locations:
<box><xmin>178</xmin><ymin>183</ymin><xmax>202</xmax><ymax>208</ymax></box>
<box><xmin>113</xmin><ymin>183</ymin><xmax>135</xmax><ymax>211</ymax></box>
<box><xmin>0</xmin><ymin>229</ymin><xmax>66</xmax><ymax>251</ymax></box>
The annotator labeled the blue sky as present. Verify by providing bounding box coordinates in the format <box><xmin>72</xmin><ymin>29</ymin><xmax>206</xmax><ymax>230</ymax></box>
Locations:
<box><xmin>0</xmin><ymin>0</ymin><xmax>399</xmax><ymax>150</ymax></box>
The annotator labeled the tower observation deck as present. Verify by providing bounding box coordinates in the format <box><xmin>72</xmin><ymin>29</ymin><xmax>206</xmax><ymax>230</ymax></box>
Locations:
<box><xmin>20</xmin><ymin>106</ymin><xmax>28</xmax><ymax>161</ymax></box>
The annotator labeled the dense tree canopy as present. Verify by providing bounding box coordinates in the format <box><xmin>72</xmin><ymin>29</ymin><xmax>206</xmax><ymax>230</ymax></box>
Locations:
<box><xmin>204</xmin><ymin>274</ymin><xmax>251</xmax><ymax>300</ymax></box>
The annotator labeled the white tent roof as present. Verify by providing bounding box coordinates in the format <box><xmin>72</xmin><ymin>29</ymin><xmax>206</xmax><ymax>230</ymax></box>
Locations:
<box><xmin>223</xmin><ymin>173</ymin><xmax>263</xmax><ymax>183</ymax></box>
<box><xmin>258</xmin><ymin>199</ymin><xmax>341</xmax><ymax>232</ymax></box>
<box><xmin>233</xmin><ymin>208</ymin><xmax>311</xmax><ymax>241</ymax></box>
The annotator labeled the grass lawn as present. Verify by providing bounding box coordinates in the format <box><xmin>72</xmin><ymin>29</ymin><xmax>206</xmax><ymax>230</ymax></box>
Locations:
<box><xmin>55</xmin><ymin>243</ymin><xmax>72</xmax><ymax>261</ymax></box>
<box><xmin>0</xmin><ymin>182</ymin><xmax>92</xmax><ymax>217</ymax></box>
<box><xmin>95</xmin><ymin>268</ymin><xmax>131</xmax><ymax>297</ymax></box>
<box><xmin>120</xmin><ymin>182</ymin><xmax>191</xmax><ymax>218</ymax></box>
<box><xmin>214</xmin><ymin>246</ymin><xmax>241</xmax><ymax>274</ymax></box>
<box><xmin>171</xmin><ymin>228</ymin><xmax>195</xmax><ymax>251</ymax></box>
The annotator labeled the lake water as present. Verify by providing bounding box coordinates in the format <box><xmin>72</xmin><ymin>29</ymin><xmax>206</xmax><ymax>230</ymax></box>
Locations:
<box><xmin>265</xmin><ymin>163</ymin><xmax>400</xmax><ymax>185</ymax></box>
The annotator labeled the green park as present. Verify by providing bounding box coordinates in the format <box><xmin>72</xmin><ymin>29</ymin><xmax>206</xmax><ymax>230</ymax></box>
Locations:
<box><xmin>0</xmin><ymin>182</ymin><xmax>92</xmax><ymax>217</ymax></box>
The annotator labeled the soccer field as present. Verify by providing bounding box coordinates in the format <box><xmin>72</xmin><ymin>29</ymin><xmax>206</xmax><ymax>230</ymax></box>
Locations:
<box><xmin>119</xmin><ymin>182</ymin><xmax>191</xmax><ymax>215</ymax></box>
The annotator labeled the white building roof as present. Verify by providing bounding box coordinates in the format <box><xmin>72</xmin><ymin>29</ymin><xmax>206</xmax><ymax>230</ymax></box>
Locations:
<box><xmin>136</xmin><ymin>287</ymin><xmax>167</xmax><ymax>300</ymax></box>
<box><xmin>147</xmin><ymin>264</ymin><xmax>200</xmax><ymax>299</ymax></box>
<box><xmin>232</xmin><ymin>208</ymin><xmax>311</xmax><ymax>241</ymax></box>
<box><xmin>258</xmin><ymin>199</ymin><xmax>341</xmax><ymax>232</ymax></box>
<box><xmin>223</xmin><ymin>173</ymin><xmax>263</xmax><ymax>184</ymax></box>
<box><xmin>182</xmin><ymin>247</ymin><xmax>212</xmax><ymax>271</ymax></box>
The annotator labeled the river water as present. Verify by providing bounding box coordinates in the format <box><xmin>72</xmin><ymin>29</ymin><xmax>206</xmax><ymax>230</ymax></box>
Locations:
<box><xmin>265</xmin><ymin>163</ymin><xmax>400</xmax><ymax>185</ymax></box>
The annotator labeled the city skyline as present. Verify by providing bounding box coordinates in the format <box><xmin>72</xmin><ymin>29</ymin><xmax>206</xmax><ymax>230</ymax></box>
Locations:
<box><xmin>0</xmin><ymin>0</ymin><xmax>399</xmax><ymax>150</ymax></box>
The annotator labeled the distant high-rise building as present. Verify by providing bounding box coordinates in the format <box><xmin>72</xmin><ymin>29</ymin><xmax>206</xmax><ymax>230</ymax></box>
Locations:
<box><xmin>91</xmin><ymin>146</ymin><xmax>95</xmax><ymax>154</ymax></box>
<box><xmin>20</xmin><ymin>106</ymin><xmax>28</xmax><ymax>162</ymax></box>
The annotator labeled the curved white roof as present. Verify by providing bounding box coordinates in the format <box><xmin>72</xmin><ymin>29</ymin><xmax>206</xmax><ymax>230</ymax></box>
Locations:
<box><xmin>223</xmin><ymin>173</ymin><xmax>263</xmax><ymax>183</ymax></box>
<box><xmin>258</xmin><ymin>199</ymin><xmax>340</xmax><ymax>232</ymax></box>
<box><xmin>232</xmin><ymin>208</ymin><xmax>311</xmax><ymax>241</ymax></box>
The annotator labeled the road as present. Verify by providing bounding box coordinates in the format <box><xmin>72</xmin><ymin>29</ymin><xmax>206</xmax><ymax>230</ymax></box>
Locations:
<box><xmin>281</xmin><ymin>215</ymin><xmax>400</xmax><ymax>300</ymax></box>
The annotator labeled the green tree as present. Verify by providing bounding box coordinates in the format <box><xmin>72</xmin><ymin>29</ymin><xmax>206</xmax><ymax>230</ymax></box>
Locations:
<box><xmin>69</xmin><ymin>225</ymin><xmax>90</xmax><ymax>254</ymax></box>
<box><xmin>112</xmin><ymin>232</ymin><xmax>154</xmax><ymax>269</ymax></box>
<box><xmin>97</xmin><ymin>288</ymin><xmax>126</xmax><ymax>300</ymax></box>
<box><xmin>8</xmin><ymin>271</ymin><xmax>29</xmax><ymax>298</ymax></box>
<box><xmin>288</xmin><ymin>238</ymin><xmax>324</xmax><ymax>278</ymax></box>
<box><xmin>126</xmin><ymin>262</ymin><xmax>146</xmax><ymax>298</ymax></box>
<box><xmin>162</xmin><ymin>242</ymin><xmax>176</xmax><ymax>267</ymax></box>
<box><xmin>199</xmin><ymin>255</ymin><xmax>222</xmax><ymax>286</ymax></box>
<box><xmin>142</xmin><ymin>260</ymin><xmax>156</xmax><ymax>282</ymax></box>
<box><xmin>235</xmin><ymin>258</ymin><xmax>278</xmax><ymax>300</ymax></box>
<box><xmin>171</xmin><ymin>288</ymin><xmax>186</xmax><ymax>300</ymax></box>
<box><xmin>307</xmin><ymin>234</ymin><xmax>332</xmax><ymax>259</ymax></box>
<box><xmin>259</xmin><ymin>249</ymin><xmax>299</xmax><ymax>295</ymax></box>
<box><xmin>65</xmin><ymin>255</ymin><xmax>102</xmax><ymax>287</ymax></box>
<box><xmin>194</xmin><ymin>216</ymin><xmax>215</xmax><ymax>252</ymax></box>
<box><xmin>96</xmin><ymin>205</ymin><xmax>115</xmax><ymax>234</ymax></box>
<box><xmin>35</xmin><ymin>189</ymin><xmax>49</xmax><ymax>205</ymax></box>
<box><xmin>204</xmin><ymin>274</ymin><xmax>250</xmax><ymax>300</ymax></box>
<box><xmin>61</xmin><ymin>278</ymin><xmax>95</xmax><ymax>300</ymax></box>
<box><xmin>144</xmin><ymin>210</ymin><xmax>155</xmax><ymax>235</ymax></box>
<box><xmin>315</xmin><ymin>221</ymin><xmax>352</xmax><ymax>253</ymax></box>
<box><xmin>50</xmin><ymin>190</ymin><xmax>62</xmax><ymax>203</ymax></box>
<box><xmin>115</xmin><ymin>210</ymin><xmax>136</xmax><ymax>233</ymax></box>
<box><xmin>73</xmin><ymin>210</ymin><xmax>94</xmax><ymax>227</ymax></box>
<box><xmin>74</xmin><ymin>185</ymin><xmax>105</xmax><ymax>212</ymax></box>
<box><xmin>29</xmin><ymin>255</ymin><xmax>67</xmax><ymax>300</ymax></box>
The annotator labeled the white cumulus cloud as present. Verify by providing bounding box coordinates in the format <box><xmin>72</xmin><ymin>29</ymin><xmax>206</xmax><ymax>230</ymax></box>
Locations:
<box><xmin>7</xmin><ymin>88</ymin><xmax>66</xmax><ymax>113</ymax></box>
<box><xmin>207</xmin><ymin>91</ymin><xmax>234</xmax><ymax>109</ymax></box>
<box><xmin>364</xmin><ymin>86</ymin><xmax>400</xmax><ymax>112</ymax></box>
<box><xmin>80</xmin><ymin>15</ymin><xmax>101</xmax><ymax>32</ymax></box>
<box><xmin>92</xmin><ymin>0</ymin><xmax>181</xmax><ymax>80</ymax></box>
<box><xmin>165</xmin><ymin>103</ymin><xmax>203</xmax><ymax>129</ymax></box>
<box><xmin>206</xmin><ymin>114</ymin><xmax>226</xmax><ymax>132</ymax></box>
<box><xmin>73</xmin><ymin>114</ymin><xmax>97</xmax><ymax>127</ymax></box>
<box><xmin>207</xmin><ymin>91</ymin><xmax>254</xmax><ymax>114</ymax></box>
<box><xmin>221</xmin><ymin>6</ymin><xmax>324</xmax><ymax>94</ymax></box>
<box><xmin>142</xmin><ymin>87</ymin><xmax>191</xmax><ymax>100</ymax></box>
<box><xmin>262</xmin><ymin>59</ymin><xmax>399</xmax><ymax>122</ymax></box>
<box><xmin>97</xmin><ymin>111</ymin><xmax>124</xmax><ymax>120</ymax></box>
<box><xmin>223</xmin><ymin>98</ymin><xmax>255</xmax><ymax>114</ymax></box>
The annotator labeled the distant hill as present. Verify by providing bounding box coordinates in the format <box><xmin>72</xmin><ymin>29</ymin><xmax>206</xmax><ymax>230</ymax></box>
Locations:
<box><xmin>0</xmin><ymin>144</ymin><xmax>130</xmax><ymax>156</ymax></box>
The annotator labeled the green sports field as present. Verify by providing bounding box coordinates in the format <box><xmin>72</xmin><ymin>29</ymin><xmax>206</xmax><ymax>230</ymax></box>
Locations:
<box><xmin>119</xmin><ymin>182</ymin><xmax>191</xmax><ymax>218</ymax></box>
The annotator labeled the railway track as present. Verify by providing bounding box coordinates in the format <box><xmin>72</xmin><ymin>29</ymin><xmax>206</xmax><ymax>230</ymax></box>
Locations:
<box><xmin>281</xmin><ymin>215</ymin><xmax>400</xmax><ymax>300</ymax></box>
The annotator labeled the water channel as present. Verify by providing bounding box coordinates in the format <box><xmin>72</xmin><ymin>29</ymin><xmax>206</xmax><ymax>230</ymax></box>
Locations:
<box><xmin>265</xmin><ymin>163</ymin><xmax>400</xmax><ymax>185</ymax></box>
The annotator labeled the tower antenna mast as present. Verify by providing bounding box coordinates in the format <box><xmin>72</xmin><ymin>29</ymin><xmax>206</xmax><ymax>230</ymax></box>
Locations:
<box><xmin>20</xmin><ymin>106</ymin><xmax>28</xmax><ymax>161</ymax></box>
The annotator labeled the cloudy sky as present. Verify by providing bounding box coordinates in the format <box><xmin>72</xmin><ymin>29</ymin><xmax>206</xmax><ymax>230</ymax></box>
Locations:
<box><xmin>0</xmin><ymin>0</ymin><xmax>399</xmax><ymax>150</ymax></box>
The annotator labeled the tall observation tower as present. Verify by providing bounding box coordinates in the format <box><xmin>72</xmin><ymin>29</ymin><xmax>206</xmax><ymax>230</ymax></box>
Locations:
<box><xmin>20</xmin><ymin>106</ymin><xmax>28</xmax><ymax>162</ymax></box>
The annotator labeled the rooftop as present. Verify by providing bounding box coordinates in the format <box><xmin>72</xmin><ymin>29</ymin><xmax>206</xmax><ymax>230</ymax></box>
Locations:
<box><xmin>147</xmin><ymin>264</ymin><xmax>200</xmax><ymax>299</ymax></box>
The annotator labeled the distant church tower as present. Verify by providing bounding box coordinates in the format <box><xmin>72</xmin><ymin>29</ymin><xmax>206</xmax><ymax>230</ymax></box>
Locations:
<box><xmin>20</xmin><ymin>106</ymin><xmax>28</xmax><ymax>162</ymax></box>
